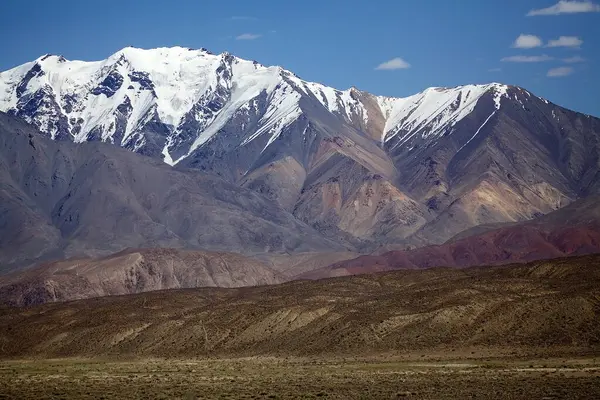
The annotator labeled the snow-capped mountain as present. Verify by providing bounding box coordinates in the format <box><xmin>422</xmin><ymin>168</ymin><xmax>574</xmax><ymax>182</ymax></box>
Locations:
<box><xmin>0</xmin><ymin>46</ymin><xmax>508</xmax><ymax>164</ymax></box>
<box><xmin>2</xmin><ymin>46</ymin><xmax>599</xmax><ymax>249</ymax></box>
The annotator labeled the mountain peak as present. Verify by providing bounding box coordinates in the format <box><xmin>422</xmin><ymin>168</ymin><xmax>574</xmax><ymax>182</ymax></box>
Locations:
<box><xmin>37</xmin><ymin>53</ymin><xmax>64</xmax><ymax>62</ymax></box>
<box><xmin>0</xmin><ymin>46</ymin><xmax>569</xmax><ymax>168</ymax></box>
<box><xmin>1</xmin><ymin>48</ymin><xmax>599</xmax><ymax>262</ymax></box>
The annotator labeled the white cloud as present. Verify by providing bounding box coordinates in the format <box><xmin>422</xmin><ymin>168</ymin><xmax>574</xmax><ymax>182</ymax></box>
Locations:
<box><xmin>563</xmin><ymin>55</ymin><xmax>586</xmax><ymax>63</ymax></box>
<box><xmin>547</xmin><ymin>66</ymin><xmax>574</xmax><ymax>77</ymax></box>
<box><xmin>501</xmin><ymin>55</ymin><xmax>554</xmax><ymax>63</ymax></box>
<box><xmin>235</xmin><ymin>33</ymin><xmax>262</xmax><ymax>40</ymax></box>
<box><xmin>527</xmin><ymin>1</ymin><xmax>600</xmax><ymax>16</ymax></box>
<box><xmin>512</xmin><ymin>34</ymin><xmax>543</xmax><ymax>49</ymax></box>
<box><xmin>546</xmin><ymin>36</ymin><xmax>583</xmax><ymax>48</ymax></box>
<box><xmin>488</xmin><ymin>68</ymin><xmax>502</xmax><ymax>72</ymax></box>
<box><xmin>375</xmin><ymin>57</ymin><xmax>411</xmax><ymax>70</ymax></box>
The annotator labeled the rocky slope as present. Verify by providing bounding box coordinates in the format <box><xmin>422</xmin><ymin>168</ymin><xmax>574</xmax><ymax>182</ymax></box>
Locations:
<box><xmin>3</xmin><ymin>193</ymin><xmax>597</xmax><ymax>306</ymax></box>
<box><xmin>1</xmin><ymin>255</ymin><xmax>599</xmax><ymax>358</ymax></box>
<box><xmin>0</xmin><ymin>248</ymin><xmax>280</xmax><ymax>306</ymax></box>
<box><xmin>2</xmin><ymin>47</ymin><xmax>599</xmax><ymax>248</ymax></box>
<box><xmin>0</xmin><ymin>112</ymin><xmax>343</xmax><ymax>269</ymax></box>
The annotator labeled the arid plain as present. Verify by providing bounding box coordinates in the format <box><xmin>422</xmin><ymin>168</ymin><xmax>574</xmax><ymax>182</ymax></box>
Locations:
<box><xmin>1</xmin><ymin>255</ymin><xmax>599</xmax><ymax>399</ymax></box>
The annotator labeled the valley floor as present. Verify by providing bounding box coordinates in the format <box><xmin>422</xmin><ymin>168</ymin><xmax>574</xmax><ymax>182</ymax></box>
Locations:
<box><xmin>1</xmin><ymin>355</ymin><xmax>600</xmax><ymax>399</ymax></box>
<box><xmin>2</xmin><ymin>255</ymin><xmax>600</xmax><ymax>398</ymax></box>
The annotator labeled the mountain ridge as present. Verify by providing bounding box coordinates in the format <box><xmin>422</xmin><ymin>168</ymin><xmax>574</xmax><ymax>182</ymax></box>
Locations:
<box><xmin>0</xmin><ymin>46</ymin><xmax>526</xmax><ymax>165</ymax></box>
<box><xmin>3</xmin><ymin>194</ymin><xmax>598</xmax><ymax>306</ymax></box>
<box><xmin>2</xmin><ymin>46</ymin><xmax>600</xmax><ymax>254</ymax></box>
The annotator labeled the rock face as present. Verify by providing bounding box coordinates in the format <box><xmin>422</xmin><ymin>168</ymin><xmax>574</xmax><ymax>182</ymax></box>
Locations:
<box><xmin>0</xmin><ymin>248</ymin><xmax>279</xmax><ymax>306</ymax></box>
<box><xmin>2</xmin><ymin>47</ymin><xmax>599</xmax><ymax>250</ymax></box>
<box><xmin>303</xmin><ymin>196</ymin><xmax>600</xmax><ymax>279</ymax></box>
<box><xmin>0</xmin><ymin>249</ymin><xmax>365</xmax><ymax>306</ymax></box>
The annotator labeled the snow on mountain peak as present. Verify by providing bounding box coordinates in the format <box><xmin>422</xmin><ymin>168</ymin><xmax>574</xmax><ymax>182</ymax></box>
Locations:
<box><xmin>0</xmin><ymin>46</ymin><xmax>518</xmax><ymax>165</ymax></box>
<box><xmin>379</xmin><ymin>83</ymin><xmax>509</xmax><ymax>146</ymax></box>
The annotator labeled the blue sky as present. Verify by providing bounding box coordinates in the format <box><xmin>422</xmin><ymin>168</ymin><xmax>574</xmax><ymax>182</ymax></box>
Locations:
<box><xmin>1</xmin><ymin>0</ymin><xmax>598</xmax><ymax>116</ymax></box>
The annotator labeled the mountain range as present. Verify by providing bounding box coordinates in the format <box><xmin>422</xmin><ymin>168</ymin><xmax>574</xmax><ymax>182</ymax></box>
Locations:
<box><xmin>3</xmin><ymin>194</ymin><xmax>599</xmax><ymax>306</ymax></box>
<box><xmin>1</xmin><ymin>46</ymin><xmax>600</xmax><ymax>291</ymax></box>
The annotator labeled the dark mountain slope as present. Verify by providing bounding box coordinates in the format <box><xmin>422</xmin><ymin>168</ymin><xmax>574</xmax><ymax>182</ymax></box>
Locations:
<box><xmin>0</xmin><ymin>112</ymin><xmax>343</xmax><ymax>270</ymax></box>
<box><xmin>389</xmin><ymin>88</ymin><xmax>600</xmax><ymax>246</ymax></box>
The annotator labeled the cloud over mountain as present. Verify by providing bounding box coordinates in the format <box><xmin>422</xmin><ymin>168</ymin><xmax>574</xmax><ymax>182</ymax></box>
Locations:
<box><xmin>547</xmin><ymin>66</ymin><xmax>575</xmax><ymax>77</ymax></box>
<box><xmin>547</xmin><ymin>36</ymin><xmax>583</xmax><ymax>48</ymax></box>
<box><xmin>563</xmin><ymin>55</ymin><xmax>586</xmax><ymax>63</ymax></box>
<box><xmin>501</xmin><ymin>55</ymin><xmax>554</xmax><ymax>62</ymax></box>
<box><xmin>527</xmin><ymin>1</ymin><xmax>600</xmax><ymax>16</ymax></box>
<box><xmin>512</xmin><ymin>34</ymin><xmax>543</xmax><ymax>49</ymax></box>
<box><xmin>375</xmin><ymin>57</ymin><xmax>411</xmax><ymax>70</ymax></box>
<box><xmin>236</xmin><ymin>33</ymin><xmax>261</xmax><ymax>40</ymax></box>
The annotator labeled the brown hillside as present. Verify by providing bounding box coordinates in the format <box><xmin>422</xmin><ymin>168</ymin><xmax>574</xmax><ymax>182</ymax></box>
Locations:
<box><xmin>304</xmin><ymin>196</ymin><xmax>600</xmax><ymax>279</ymax></box>
<box><xmin>0</xmin><ymin>248</ymin><xmax>279</xmax><ymax>306</ymax></box>
<box><xmin>1</xmin><ymin>254</ymin><xmax>599</xmax><ymax>360</ymax></box>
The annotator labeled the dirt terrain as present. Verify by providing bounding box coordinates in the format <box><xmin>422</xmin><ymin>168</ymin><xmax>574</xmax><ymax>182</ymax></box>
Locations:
<box><xmin>1</xmin><ymin>357</ymin><xmax>599</xmax><ymax>399</ymax></box>
<box><xmin>1</xmin><ymin>255</ymin><xmax>599</xmax><ymax>359</ymax></box>
<box><xmin>1</xmin><ymin>255</ymin><xmax>599</xmax><ymax>398</ymax></box>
